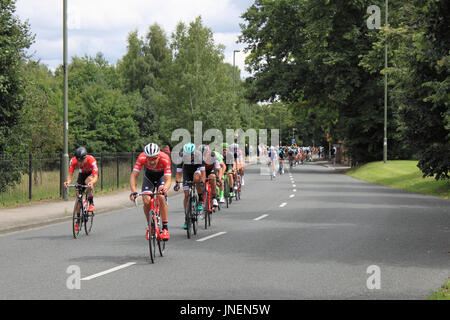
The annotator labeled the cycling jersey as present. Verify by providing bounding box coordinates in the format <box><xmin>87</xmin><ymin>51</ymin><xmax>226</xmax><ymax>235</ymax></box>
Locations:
<box><xmin>176</xmin><ymin>150</ymin><xmax>205</xmax><ymax>173</ymax></box>
<box><xmin>69</xmin><ymin>155</ymin><xmax>98</xmax><ymax>175</ymax></box>
<box><xmin>133</xmin><ymin>151</ymin><xmax>172</xmax><ymax>178</ymax></box>
<box><xmin>268</xmin><ymin>150</ymin><xmax>277</xmax><ymax>161</ymax></box>
<box><xmin>203</xmin><ymin>151</ymin><xmax>222</xmax><ymax>171</ymax></box>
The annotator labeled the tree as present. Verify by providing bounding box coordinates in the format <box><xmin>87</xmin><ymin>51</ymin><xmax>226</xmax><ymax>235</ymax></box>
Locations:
<box><xmin>0</xmin><ymin>0</ymin><xmax>34</xmax><ymax>191</ymax></box>
<box><xmin>361</xmin><ymin>0</ymin><xmax>449</xmax><ymax>179</ymax></box>
<box><xmin>163</xmin><ymin>16</ymin><xmax>240</xmax><ymax>139</ymax></box>
<box><xmin>118</xmin><ymin>24</ymin><xmax>172</xmax><ymax>147</ymax></box>
<box><xmin>57</xmin><ymin>54</ymin><xmax>140</xmax><ymax>152</ymax></box>
<box><xmin>239</xmin><ymin>0</ymin><xmax>409</xmax><ymax>164</ymax></box>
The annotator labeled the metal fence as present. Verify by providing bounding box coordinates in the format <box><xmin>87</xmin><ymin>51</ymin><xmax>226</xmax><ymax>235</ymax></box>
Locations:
<box><xmin>0</xmin><ymin>152</ymin><xmax>177</xmax><ymax>207</ymax></box>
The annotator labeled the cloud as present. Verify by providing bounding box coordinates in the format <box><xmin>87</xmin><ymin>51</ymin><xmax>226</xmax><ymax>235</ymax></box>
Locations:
<box><xmin>15</xmin><ymin>0</ymin><xmax>253</xmax><ymax>77</ymax></box>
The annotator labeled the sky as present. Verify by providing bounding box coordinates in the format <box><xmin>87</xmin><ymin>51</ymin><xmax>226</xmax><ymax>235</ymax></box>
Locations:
<box><xmin>15</xmin><ymin>0</ymin><xmax>254</xmax><ymax>78</ymax></box>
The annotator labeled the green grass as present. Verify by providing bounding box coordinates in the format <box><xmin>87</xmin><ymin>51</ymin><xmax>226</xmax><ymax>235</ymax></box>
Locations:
<box><xmin>346</xmin><ymin>160</ymin><xmax>449</xmax><ymax>199</ymax></box>
<box><xmin>0</xmin><ymin>161</ymin><xmax>143</xmax><ymax>207</ymax></box>
<box><xmin>429</xmin><ymin>280</ymin><xmax>450</xmax><ymax>300</ymax></box>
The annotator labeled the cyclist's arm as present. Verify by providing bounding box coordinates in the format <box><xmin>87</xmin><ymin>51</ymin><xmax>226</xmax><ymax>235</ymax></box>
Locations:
<box><xmin>64</xmin><ymin>171</ymin><xmax>74</xmax><ymax>188</ymax></box>
<box><xmin>162</xmin><ymin>174</ymin><xmax>171</xmax><ymax>194</ymax></box>
<box><xmin>88</xmin><ymin>173</ymin><xmax>98</xmax><ymax>187</ymax></box>
<box><xmin>129</xmin><ymin>170</ymin><xmax>139</xmax><ymax>194</ymax></box>
<box><xmin>175</xmin><ymin>170</ymin><xmax>182</xmax><ymax>184</ymax></box>
<box><xmin>220</xmin><ymin>162</ymin><xmax>226</xmax><ymax>177</ymax></box>
<box><xmin>200</xmin><ymin>167</ymin><xmax>206</xmax><ymax>182</ymax></box>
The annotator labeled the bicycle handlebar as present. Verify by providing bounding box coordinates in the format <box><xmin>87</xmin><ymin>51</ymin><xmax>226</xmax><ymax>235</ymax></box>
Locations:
<box><xmin>67</xmin><ymin>184</ymin><xmax>89</xmax><ymax>188</ymax></box>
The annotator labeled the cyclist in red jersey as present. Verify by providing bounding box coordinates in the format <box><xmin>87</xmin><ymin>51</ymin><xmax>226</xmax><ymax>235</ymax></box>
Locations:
<box><xmin>64</xmin><ymin>147</ymin><xmax>98</xmax><ymax>213</ymax></box>
<box><xmin>129</xmin><ymin>143</ymin><xmax>172</xmax><ymax>241</ymax></box>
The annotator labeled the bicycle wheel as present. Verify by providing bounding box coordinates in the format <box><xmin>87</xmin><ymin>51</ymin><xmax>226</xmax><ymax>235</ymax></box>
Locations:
<box><xmin>191</xmin><ymin>194</ymin><xmax>198</xmax><ymax>235</ymax></box>
<box><xmin>84</xmin><ymin>198</ymin><xmax>94</xmax><ymax>235</ymax></box>
<box><xmin>72</xmin><ymin>200</ymin><xmax>83</xmax><ymax>239</ymax></box>
<box><xmin>148</xmin><ymin>212</ymin><xmax>156</xmax><ymax>264</ymax></box>
<box><xmin>204</xmin><ymin>188</ymin><xmax>210</xmax><ymax>229</ymax></box>
<box><xmin>224</xmin><ymin>178</ymin><xmax>229</xmax><ymax>208</ymax></box>
<box><xmin>156</xmin><ymin>213</ymin><xmax>165</xmax><ymax>257</ymax></box>
<box><xmin>185</xmin><ymin>195</ymin><xmax>192</xmax><ymax>239</ymax></box>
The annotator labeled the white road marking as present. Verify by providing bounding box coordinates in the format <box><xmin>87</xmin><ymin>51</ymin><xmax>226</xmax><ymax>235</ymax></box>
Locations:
<box><xmin>197</xmin><ymin>232</ymin><xmax>227</xmax><ymax>242</ymax></box>
<box><xmin>81</xmin><ymin>262</ymin><xmax>137</xmax><ymax>281</ymax></box>
<box><xmin>279</xmin><ymin>203</ymin><xmax>287</xmax><ymax>208</ymax></box>
<box><xmin>292</xmin><ymin>184</ymin><xmax>296</xmax><ymax>187</ymax></box>
<box><xmin>289</xmin><ymin>194</ymin><xmax>295</xmax><ymax>198</ymax></box>
<box><xmin>253</xmin><ymin>214</ymin><xmax>269</xmax><ymax>221</ymax></box>
<box><xmin>293</xmin><ymin>189</ymin><xmax>297</xmax><ymax>192</ymax></box>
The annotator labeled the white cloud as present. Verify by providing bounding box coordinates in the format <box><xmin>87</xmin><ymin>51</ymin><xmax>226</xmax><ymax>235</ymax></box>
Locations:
<box><xmin>15</xmin><ymin>0</ymin><xmax>253</xmax><ymax>77</ymax></box>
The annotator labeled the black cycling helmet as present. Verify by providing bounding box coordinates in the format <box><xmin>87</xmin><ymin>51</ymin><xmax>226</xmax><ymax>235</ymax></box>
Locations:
<box><xmin>75</xmin><ymin>147</ymin><xmax>87</xmax><ymax>161</ymax></box>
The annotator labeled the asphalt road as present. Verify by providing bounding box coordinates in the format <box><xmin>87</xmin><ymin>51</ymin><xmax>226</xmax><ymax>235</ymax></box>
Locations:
<box><xmin>0</xmin><ymin>163</ymin><xmax>448</xmax><ymax>299</ymax></box>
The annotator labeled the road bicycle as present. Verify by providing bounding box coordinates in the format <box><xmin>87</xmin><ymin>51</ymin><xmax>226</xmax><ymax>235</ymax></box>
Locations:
<box><xmin>267</xmin><ymin>161</ymin><xmax>275</xmax><ymax>180</ymax></box>
<box><xmin>222</xmin><ymin>173</ymin><xmax>230</xmax><ymax>208</ymax></box>
<box><xmin>203</xmin><ymin>177</ymin><xmax>215</xmax><ymax>229</ymax></box>
<box><xmin>68</xmin><ymin>184</ymin><xmax>94</xmax><ymax>239</ymax></box>
<box><xmin>132</xmin><ymin>190</ymin><xmax>166</xmax><ymax>264</ymax></box>
<box><xmin>232</xmin><ymin>170</ymin><xmax>241</xmax><ymax>201</ymax></box>
<box><xmin>179</xmin><ymin>181</ymin><xmax>203</xmax><ymax>239</ymax></box>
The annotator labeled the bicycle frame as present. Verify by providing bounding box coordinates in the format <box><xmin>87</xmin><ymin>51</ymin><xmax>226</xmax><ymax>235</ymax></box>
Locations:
<box><xmin>134</xmin><ymin>189</ymin><xmax>166</xmax><ymax>263</ymax></box>
<box><xmin>182</xmin><ymin>181</ymin><xmax>203</xmax><ymax>238</ymax></box>
<box><xmin>68</xmin><ymin>184</ymin><xmax>90</xmax><ymax>238</ymax></box>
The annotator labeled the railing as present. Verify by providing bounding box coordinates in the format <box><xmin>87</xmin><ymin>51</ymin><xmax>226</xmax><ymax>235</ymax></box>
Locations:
<box><xmin>0</xmin><ymin>152</ymin><xmax>177</xmax><ymax>207</ymax></box>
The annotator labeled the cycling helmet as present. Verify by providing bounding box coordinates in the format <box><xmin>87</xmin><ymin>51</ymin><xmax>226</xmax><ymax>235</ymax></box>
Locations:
<box><xmin>197</xmin><ymin>144</ymin><xmax>210</xmax><ymax>155</ymax></box>
<box><xmin>144</xmin><ymin>143</ymin><xmax>160</xmax><ymax>157</ymax></box>
<box><xmin>183</xmin><ymin>142</ymin><xmax>195</xmax><ymax>154</ymax></box>
<box><xmin>75</xmin><ymin>147</ymin><xmax>87</xmax><ymax>161</ymax></box>
<box><xmin>222</xmin><ymin>142</ymin><xmax>229</xmax><ymax>149</ymax></box>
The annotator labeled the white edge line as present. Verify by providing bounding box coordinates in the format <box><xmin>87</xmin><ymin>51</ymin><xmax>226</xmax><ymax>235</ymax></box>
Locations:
<box><xmin>197</xmin><ymin>231</ymin><xmax>227</xmax><ymax>242</ymax></box>
<box><xmin>253</xmin><ymin>214</ymin><xmax>269</xmax><ymax>221</ymax></box>
<box><xmin>279</xmin><ymin>202</ymin><xmax>287</xmax><ymax>207</ymax></box>
<box><xmin>81</xmin><ymin>262</ymin><xmax>137</xmax><ymax>281</ymax></box>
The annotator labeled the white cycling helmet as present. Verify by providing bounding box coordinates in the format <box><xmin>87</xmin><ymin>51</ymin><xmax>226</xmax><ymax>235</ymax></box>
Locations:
<box><xmin>144</xmin><ymin>143</ymin><xmax>160</xmax><ymax>157</ymax></box>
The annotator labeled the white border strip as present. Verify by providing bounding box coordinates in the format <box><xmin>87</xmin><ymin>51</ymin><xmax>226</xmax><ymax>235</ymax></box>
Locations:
<box><xmin>81</xmin><ymin>262</ymin><xmax>136</xmax><ymax>281</ymax></box>
<box><xmin>196</xmin><ymin>232</ymin><xmax>227</xmax><ymax>242</ymax></box>
<box><xmin>253</xmin><ymin>214</ymin><xmax>269</xmax><ymax>221</ymax></box>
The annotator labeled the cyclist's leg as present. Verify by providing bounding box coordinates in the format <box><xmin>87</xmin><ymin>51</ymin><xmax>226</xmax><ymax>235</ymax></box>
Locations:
<box><xmin>193</xmin><ymin>170</ymin><xmax>204</xmax><ymax>197</ymax></box>
<box><xmin>182</xmin><ymin>171</ymin><xmax>194</xmax><ymax>229</ymax></box>
<box><xmin>142</xmin><ymin>174</ymin><xmax>157</xmax><ymax>224</ymax></box>
<box><xmin>193</xmin><ymin>170</ymin><xmax>204</xmax><ymax>210</ymax></box>
<box><xmin>84</xmin><ymin>174</ymin><xmax>96</xmax><ymax>210</ymax></box>
<box><xmin>156</xmin><ymin>177</ymin><xmax>169</xmax><ymax>233</ymax></box>
<box><xmin>208</xmin><ymin>173</ymin><xmax>216</xmax><ymax>197</ymax></box>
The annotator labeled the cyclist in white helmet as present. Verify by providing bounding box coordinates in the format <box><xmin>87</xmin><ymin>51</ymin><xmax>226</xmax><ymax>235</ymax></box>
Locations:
<box><xmin>130</xmin><ymin>143</ymin><xmax>172</xmax><ymax>241</ymax></box>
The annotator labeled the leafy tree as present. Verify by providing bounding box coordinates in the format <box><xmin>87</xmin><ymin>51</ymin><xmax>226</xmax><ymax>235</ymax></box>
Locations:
<box><xmin>239</xmin><ymin>0</ymin><xmax>411</xmax><ymax>164</ymax></box>
<box><xmin>22</xmin><ymin>61</ymin><xmax>63</xmax><ymax>155</ymax></box>
<box><xmin>361</xmin><ymin>0</ymin><xmax>449</xmax><ymax>179</ymax></box>
<box><xmin>118</xmin><ymin>24</ymin><xmax>172</xmax><ymax>147</ymax></box>
<box><xmin>0</xmin><ymin>0</ymin><xmax>34</xmax><ymax>191</ymax></box>
<box><xmin>56</xmin><ymin>54</ymin><xmax>140</xmax><ymax>152</ymax></box>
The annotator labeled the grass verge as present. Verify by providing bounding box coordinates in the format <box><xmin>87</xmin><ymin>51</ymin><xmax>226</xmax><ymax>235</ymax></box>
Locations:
<box><xmin>429</xmin><ymin>280</ymin><xmax>450</xmax><ymax>300</ymax></box>
<box><xmin>345</xmin><ymin>160</ymin><xmax>449</xmax><ymax>199</ymax></box>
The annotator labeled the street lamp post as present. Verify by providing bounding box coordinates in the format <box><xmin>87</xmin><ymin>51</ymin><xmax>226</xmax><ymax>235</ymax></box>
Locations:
<box><xmin>62</xmin><ymin>0</ymin><xmax>69</xmax><ymax>200</ymax></box>
<box><xmin>233</xmin><ymin>50</ymin><xmax>240</xmax><ymax>90</ymax></box>
<box><xmin>383</xmin><ymin>0</ymin><xmax>388</xmax><ymax>164</ymax></box>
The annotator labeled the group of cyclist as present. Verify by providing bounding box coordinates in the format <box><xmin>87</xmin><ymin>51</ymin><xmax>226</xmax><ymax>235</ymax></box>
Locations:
<box><xmin>64</xmin><ymin>136</ymin><xmax>246</xmax><ymax>242</ymax></box>
<box><xmin>263</xmin><ymin>144</ymin><xmax>319</xmax><ymax>178</ymax></box>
